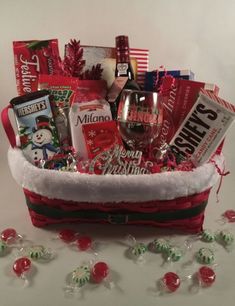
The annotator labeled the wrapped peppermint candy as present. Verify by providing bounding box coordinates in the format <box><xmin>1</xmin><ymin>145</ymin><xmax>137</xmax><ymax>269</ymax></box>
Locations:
<box><xmin>163</xmin><ymin>239</ymin><xmax>190</xmax><ymax>265</ymax></box>
<box><xmin>186</xmin><ymin>229</ymin><xmax>216</xmax><ymax>245</ymax></box>
<box><xmin>126</xmin><ymin>235</ymin><xmax>148</xmax><ymax>264</ymax></box>
<box><xmin>196</xmin><ymin>247</ymin><xmax>215</xmax><ymax>265</ymax></box>
<box><xmin>189</xmin><ymin>266</ymin><xmax>216</xmax><ymax>293</ymax></box>
<box><xmin>64</xmin><ymin>260</ymin><xmax>114</xmax><ymax>297</ymax></box>
<box><xmin>215</xmin><ymin>229</ymin><xmax>234</xmax><ymax>251</ymax></box>
<box><xmin>157</xmin><ymin>272</ymin><xmax>181</xmax><ymax>295</ymax></box>
<box><xmin>19</xmin><ymin>244</ymin><xmax>55</xmax><ymax>262</ymax></box>
<box><xmin>197</xmin><ymin>266</ymin><xmax>216</xmax><ymax>287</ymax></box>
<box><xmin>55</xmin><ymin>229</ymin><xmax>98</xmax><ymax>253</ymax></box>
<box><xmin>182</xmin><ymin>245</ymin><xmax>216</xmax><ymax>269</ymax></box>
<box><xmin>12</xmin><ymin>257</ymin><xmax>33</xmax><ymax>287</ymax></box>
<box><xmin>73</xmin><ymin>235</ymin><xmax>98</xmax><ymax>253</ymax></box>
<box><xmin>148</xmin><ymin>238</ymin><xmax>171</xmax><ymax>254</ymax></box>
<box><xmin>65</xmin><ymin>264</ymin><xmax>91</xmax><ymax>296</ymax></box>
<box><xmin>57</xmin><ymin>228</ymin><xmax>79</xmax><ymax>243</ymax></box>
<box><xmin>164</xmin><ymin>246</ymin><xmax>184</xmax><ymax>263</ymax></box>
<box><xmin>200</xmin><ymin>229</ymin><xmax>216</xmax><ymax>243</ymax></box>
<box><xmin>91</xmin><ymin>261</ymin><xmax>115</xmax><ymax>289</ymax></box>
<box><xmin>1</xmin><ymin>228</ymin><xmax>23</xmax><ymax>245</ymax></box>
<box><xmin>150</xmin><ymin>237</ymin><xmax>190</xmax><ymax>265</ymax></box>
<box><xmin>222</xmin><ymin>210</ymin><xmax>235</xmax><ymax>223</ymax></box>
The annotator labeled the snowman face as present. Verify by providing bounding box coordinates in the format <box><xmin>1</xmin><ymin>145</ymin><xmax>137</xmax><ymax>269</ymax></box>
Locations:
<box><xmin>32</xmin><ymin>129</ymin><xmax>53</xmax><ymax>147</ymax></box>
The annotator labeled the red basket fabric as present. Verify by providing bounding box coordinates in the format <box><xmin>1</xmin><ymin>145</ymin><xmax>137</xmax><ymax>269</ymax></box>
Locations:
<box><xmin>24</xmin><ymin>188</ymin><xmax>211</xmax><ymax>233</ymax></box>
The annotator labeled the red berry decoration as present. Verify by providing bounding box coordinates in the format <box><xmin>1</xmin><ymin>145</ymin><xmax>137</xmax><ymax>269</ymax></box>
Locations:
<box><xmin>1</xmin><ymin>228</ymin><xmax>17</xmax><ymax>243</ymax></box>
<box><xmin>13</xmin><ymin>257</ymin><xmax>31</xmax><ymax>277</ymax></box>
<box><xmin>198</xmin><ymin>266</ymin><xmax>216</xmax><ymax>287</ymax></box>
<box><xmin>76</xmin><ymin>236</ymin><xmax>92</xmax><ymax>251</ymax></box>
<box><xmin>91</xmin><ymin>262</ymin><xmax>109</xmax><ymax>283</ymax></box>
<box><xmin>162</xmin><ymin>272</ymin><xmax>181</xmax><ymax>292</ymax></box>
<box><xmin>59</xmin><ymin>229</ymin><xmax>77</xmax><ymax>243</ymax></box>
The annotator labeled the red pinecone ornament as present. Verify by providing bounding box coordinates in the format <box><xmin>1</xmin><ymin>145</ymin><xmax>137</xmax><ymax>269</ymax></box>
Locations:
<box><xmin>63</xmin><ymin>39</ymin><xmax>85</xmax><ymax>77</ymax></box>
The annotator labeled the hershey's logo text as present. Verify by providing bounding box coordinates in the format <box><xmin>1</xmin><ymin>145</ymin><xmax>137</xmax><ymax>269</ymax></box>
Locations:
<box><xmin>170</xmin><ymin>103</ymin><xmax>218</xmax><ymax>157</ymax></box>
<box><xmin>17</xmin><ymin>101</ymin><xmax>47</xmax><ymax>117</ymax></box>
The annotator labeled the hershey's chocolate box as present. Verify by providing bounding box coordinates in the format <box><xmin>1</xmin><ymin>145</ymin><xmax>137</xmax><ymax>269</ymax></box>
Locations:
<box><xmin>151</xmin><ymin>77</ymin><xmax>219</xmax><ymax>155</ymax></box>
<box><xmin>170</xmin><ymin>88</ymin><xmax>235</xmax><ymax>166</ymax></box>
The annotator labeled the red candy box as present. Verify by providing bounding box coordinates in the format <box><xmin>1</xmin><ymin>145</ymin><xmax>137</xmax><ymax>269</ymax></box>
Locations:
<box><xmin>82</xmin><ymin>121</ymin><xmax>123</xmax><ymax>159</ymax></box>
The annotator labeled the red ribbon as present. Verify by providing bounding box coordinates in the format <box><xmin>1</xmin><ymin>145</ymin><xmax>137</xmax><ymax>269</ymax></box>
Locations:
<box><xmin>1</xmin><ymin>104</ymin><xmax>16</xmax><ymax>148</ymax></box>
<box><xmin>210</xmin><ymin>158</ymin><xmax>230</xmax><ymax>202</ymax></box>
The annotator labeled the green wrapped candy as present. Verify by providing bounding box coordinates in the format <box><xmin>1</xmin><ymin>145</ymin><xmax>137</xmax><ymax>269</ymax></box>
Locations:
<box><xmin>71</xmin><ymin>265</ymin><xmax>91</xmax><ymax>287</ymax></box>
<box><xmin>166</xmin><ymin>246</ymin><xmax>183</xmax><ymax>262</ymax></box>
<box><xmin>28</xmin><ymin>245</ymin><xmax>47</xmax><ymax>259</ymax></box>
<box><xmin>151</xmin><ymin>238</ymin><xmax>170</xmax><ymax>253</ymax></box>
<box><xmin>196</xmin><ymin>247</ymin><xmax>215</xmax><ymax>264</ymax></box>
<box><xmin>219</xmin><ymin>230</ymin><xmax>234</xmax><ymax>246</ymax></box>
<box><xmin>131</xmin><ymin>243</ymin><xmax>147</xmax><ymax>257</ymax></box>
<box><xmin>201</xmin><ymin>230</ymin><xmax>215</xmax><ymax>243</ymax></box>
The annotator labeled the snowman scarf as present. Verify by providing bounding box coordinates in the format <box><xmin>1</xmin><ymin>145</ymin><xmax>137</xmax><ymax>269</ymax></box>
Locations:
<box><xmin>32</xmin><ymin>143</ymin><xmax>59</xmax><ymax>160</ymax></box>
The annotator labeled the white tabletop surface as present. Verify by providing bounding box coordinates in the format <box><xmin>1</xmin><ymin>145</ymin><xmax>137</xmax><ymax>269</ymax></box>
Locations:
<box><xmin>1</xmin><ymin>1</ymin><xmax>235</xmax><ymax>305</ymax></box>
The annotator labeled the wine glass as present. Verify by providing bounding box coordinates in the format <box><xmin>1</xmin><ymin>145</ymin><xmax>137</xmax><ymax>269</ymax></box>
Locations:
<box><xmin>117</xmin><ymin>89</ymin><xmax>163</xmax><ymax>154</ymax></box>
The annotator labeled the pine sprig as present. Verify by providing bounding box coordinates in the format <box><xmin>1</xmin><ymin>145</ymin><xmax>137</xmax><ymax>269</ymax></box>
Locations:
<box><xmin>63</xmin><ymin>39</ymin><xmax>85</xmax><ymax>77</ymax></box>
<box><xmin>80</xmin><ymin>64</ymin><xmax>103</xmax><ymax>80</ymax></box>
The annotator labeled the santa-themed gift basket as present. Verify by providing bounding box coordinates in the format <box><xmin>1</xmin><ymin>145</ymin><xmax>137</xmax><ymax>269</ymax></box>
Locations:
<box><xmin>2</xmin><ymin>37</ymin><xmax>235</xmax><ymax>233</ymax></box>
<box><xmin>6</xmin><ymin>145</ymin><xmax>222</xmax><ymax>233</ymax></box>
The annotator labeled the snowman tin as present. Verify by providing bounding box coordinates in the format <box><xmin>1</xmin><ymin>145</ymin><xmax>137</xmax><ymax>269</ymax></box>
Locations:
<box><xmin>10</xmin><ymin>90</ymin><xmax>60</xmax><ymax>165</ymax></box>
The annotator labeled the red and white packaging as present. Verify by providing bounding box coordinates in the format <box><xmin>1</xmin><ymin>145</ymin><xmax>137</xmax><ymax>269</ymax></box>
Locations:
<box><xmin>81</xmin><ymin>45</ymin><xmax>149</xmax><ymax>87</ymax></box>
<box><xmin>74</xmin><ymin>80</ymin><xmax>107</xmax><ymax>103</ymax></box>
<box><xmin>38</xmin><ymin>74</ymin><xmax>78</xmax><ymax>147</ymax></box>
<box><xmin>170</xmin><ymin>88</ymin><xmax>235</xmax><ymax>166</ymax></box>
<box><xmin>13</xmin><ymin>39</ymin><xmax>60</xmax><ymax>96</ymax></box>
<box><xmin>82</xmin><ymin>121</ymin><xmax>123</xmax><ymax>159</ymax></box>
<box><xmin>152</xmin><ymin>76</ymin><xmax>219</xmax><ymax>154</ymax></box>
<box><xmin>69</xmin><ymin>80</ymin><xmax>111</xmax><ymax>159</ymax></box>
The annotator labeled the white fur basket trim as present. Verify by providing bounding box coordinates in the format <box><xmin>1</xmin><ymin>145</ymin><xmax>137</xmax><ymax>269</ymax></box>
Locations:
<box><xmin>8</xmin><ymin>147</ymin><xmax>223</xmax><ymax>203</ymax></box>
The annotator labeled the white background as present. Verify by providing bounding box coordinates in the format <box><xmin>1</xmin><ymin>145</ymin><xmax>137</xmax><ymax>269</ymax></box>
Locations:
<box><xmin>0</xmin><ymin>0</ymin><xmax>235</xmax><ymax>305</ymax></box>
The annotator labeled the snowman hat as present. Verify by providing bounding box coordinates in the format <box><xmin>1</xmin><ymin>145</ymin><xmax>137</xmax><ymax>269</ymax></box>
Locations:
<box><xmin>33</xmin><ymin>115</ymin><xmax>52</xmax><ymax>132</ymax></box>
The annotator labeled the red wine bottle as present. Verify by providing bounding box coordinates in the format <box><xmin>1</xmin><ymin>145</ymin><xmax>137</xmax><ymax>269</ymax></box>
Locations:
<box><xmin>107</xmin><ymin>35</ymin><xmax>140</xmax><ymax>119</ymax></box>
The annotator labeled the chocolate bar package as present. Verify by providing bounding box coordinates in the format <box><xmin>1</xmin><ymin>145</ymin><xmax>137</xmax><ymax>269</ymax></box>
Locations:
<box><xmin>151</xmin><ymin>77</ymin><xmax>220</xmax><ymax>155</ymax></box>
<box><xmin>144</xmin><ymin>69</ymin><xmax>195</xmax><ymax>91</ymax></box>
<box><xmin>10</xmin><ymin>90</ymin><xmax>60</xmax><ymax>164</ymax></box>
<box><xmin>170</xmin><ymin>88</ymin><xmax>235</xmax><ymax>166</ymax></box>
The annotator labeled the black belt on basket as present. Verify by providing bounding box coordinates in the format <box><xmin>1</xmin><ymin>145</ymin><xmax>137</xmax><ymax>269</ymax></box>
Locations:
<box><xmin>25</xmin><ymin>197</ymin><xmax>208</xmax><ymax>224</ymax></box>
